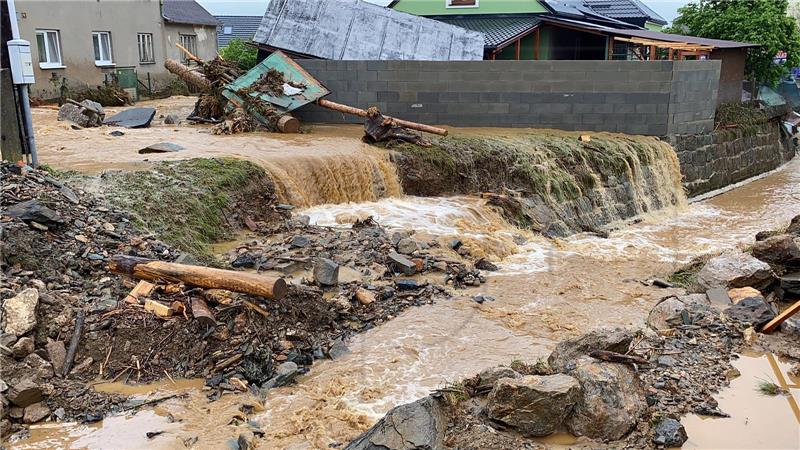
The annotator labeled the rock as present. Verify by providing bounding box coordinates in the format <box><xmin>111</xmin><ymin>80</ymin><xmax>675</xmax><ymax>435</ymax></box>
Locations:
<box><xmin>22</xmin><ymin>402</ymin><xmax>50</xmax><ymax>424</ymax></box>
<box><xmin>0</xmin><ymin>334</ymin><xmax>17</xmax><ymax>347</ymax></box>
<box><xmin>477</xmin><ymin>366</ymin><xmax>520</xmax><ymax>391</ymax></box>
<box><xmin>387</xmin><ymin>252</ymin><xmax>416</xmax><ymax>275</ymax></box>
<box><xmin>2</xmin><ymin>288</ymin><xmax>39</xmax><ymax>336</ymax></box>
<box><xmin>566</xmin><ymin>357</ymin><xmax>647</xmax><ymax>441</ymax></box>
<box><xmin>237</xmin><ymin>430</ymin><xmax>255</xmax><ymax>450</ymax></box>
<box><xmin>10</xmin><ymin>337</ymin><xmax>34</xmax><ymax>359</ymax></box>
<box><xmin>548</xmin><ymin>327</ymin><xmax>635</xmax><ymax>373</ymax></box>
<box><xmin>396</xmin><ymin>238</ymin><xmax>419</xmax><ymax>255</ymax></box>
<box><xmin>395</xmin><ymin>279</ymin><xmax>419</xmax><ymax>291</ymax></box>
<box><xmin>328</xmin><ymin>338</ymin><xmax>350</xmax><ymax>359</ymax></box>
<box><xmin>0</xmin><ymin>379</ymin><xmax>7</xmax><ymax>392</ymax></box>
<box><xmin>728</xmin><ymin>286</ymin><xmax>761</xmax><ymax>304</ymax></box>
<box><xmin>139</xmin><ymin>142</ymin><xmax>185</xmax><ymax>154</ymax></box>
<box><xmin>487</xmin><ymin>374</ymin><xmax>580</xmax><ymax>436</ymax></box>
<box><xmin>472</xmin><ymin>294</ymin><xmax>495</xmax><ymax>304</ymax></box>
<box><xmin>241</xmin><ymin>346</ymin><xmax>273</xmax><ymax>386</ymax></box>
<box><xmin>346</xmin><ymin>396</ymin><xmax>446</xmax><ymax>450</ymax></box>
<box><xmin>448</xmin><ymin>239</ymin><xmax>462</xmax><ymax>250</ymax></box>
<box><xmin>696</xmin><ymin>250</ymin><xmax>773</xmax><ymax>290</ymax></box>
<box><xmin>474</xmin><ymin>258</ymin><xmax>499</xmax><ymax>271</ymax></box>
<box><xmin>290</xmin><ymin>235</ymin><xmax>310</xmax><ymax>248</ymax></box>
<box><xmin>264</xmin><ymin>362</ymin><xmax>299</xmax><ymax>389</ymax></box>
<box><xmin>787</xmin><ymin>215</ymin><xmax>800</xmax><ymax>234</ymax></box>
<box><xmin>652</xmin><ymin>418</ymin><xmax>688</xmax><ymax>447</ymax></box>
<box><xmin>8</xmin><ymin>406</ymin><xmax>23</xmax><ymax>419</ymax></box>
<box><xmin>313</xmin><ymin>258</ymin><xmax>339</xmax><ymax>286</ymax></box>
<box><xmin>4</xmin><ymin>201</ymin><xmax>63</xmax><ymax>227</ymax></box>
<box><xmin>657</xmin><ymin>355</ymin><xmax>676</xmax><ymax>367</ymax></box>
<box><xmin>109</xmin><ymin>130</ymin><xmax>125</xmax><ymax>137</ymax></box>
<box><xmin>45</xmin><ymin>340</ymin><xmax>67</xmax><ymax>374</ymax></box>
<box><xmin>647</xmin><ymin>297</ymin><xmax>688</xmax><ymax>330</ymax></box>
<box><xmin>780</xmin><ymin>272</ymin><xmax>800</xmax><ymax>296</ymax></box>
<box><xmin>780</xmin><ymin>318</ymin><xmax>800</xmax><ymax>335</ymax></box>
<box><xmin>57</xmin><ymin>100</ymin><xmax>104</xmax><ymax>127</ymax></box>
<box><xmin>59</xmin><ymin>186</ymin><xmax>80</xmax><ymax>204</ymax></box>
<box><xmin>24</xmin><ymin>353</ymin><xmax>54</xmax><ymax>379</ymax></box>
<box><xmin>163</xmin><ymin>114</ymin><xmax>179</xmax><ymax>125</ymax></box>
<box><xmin>751</xmin><ymin>235</ymin><xmax>800</xmax><ymax>267</ymax></box>
<box><xmin>706</xmin><ymin>287</ymin><xmax>732</xmax><ymax>306</ymax></box>
<box><xmin>7</xmin><ymin>379</ymin><xmax>43</xmax><ymax>407</ymax></box>
<box><xmin>723</xmin><ymin>296</ymin><xmax>776</xmax><ymax>329</ymax></box>
<box><xmin>354</xmin><ymin>288</ymin><xmax>375</xmax><ymax>305</ymax></box>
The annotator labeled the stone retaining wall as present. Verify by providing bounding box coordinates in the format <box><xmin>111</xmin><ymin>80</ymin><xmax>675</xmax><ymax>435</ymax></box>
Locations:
<box><xmin>672</xmin><ymin>119</ymin><xmax>794</xmax><ymax>197</ymax></box>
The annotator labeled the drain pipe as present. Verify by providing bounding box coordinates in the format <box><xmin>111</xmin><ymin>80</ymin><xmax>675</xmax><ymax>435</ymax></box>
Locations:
<box><xmin>6</xmin><ymin>0</ymin><xmax>38</xmax><ymax>167</ymax></box>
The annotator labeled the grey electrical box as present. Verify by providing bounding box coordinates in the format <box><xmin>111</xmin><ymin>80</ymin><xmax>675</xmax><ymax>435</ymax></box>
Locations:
<box><xmin>7</xmin><ymin>39</ymin><xmax>35</xmax><ymax>85</ymax></box>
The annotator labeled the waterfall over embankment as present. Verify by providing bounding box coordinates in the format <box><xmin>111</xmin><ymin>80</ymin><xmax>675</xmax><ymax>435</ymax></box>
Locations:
<box><xmin>389</xmin><ymin>131</ymin><xmax>687</xmax><ymax>236</ymax></box>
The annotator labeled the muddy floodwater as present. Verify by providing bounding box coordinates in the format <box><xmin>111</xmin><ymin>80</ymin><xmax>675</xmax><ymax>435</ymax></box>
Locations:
<box><xmin>16</xmin><ymin>98</ymin><xmax>800</xmax><ymax>449</ymax></box>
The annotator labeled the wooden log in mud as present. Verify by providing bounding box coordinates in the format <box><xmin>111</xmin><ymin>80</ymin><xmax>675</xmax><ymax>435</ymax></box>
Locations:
<box><xmin>317</xmin><ymin>99</ymin><xmax>448</xmax><ymax>136</ymax></box>
<box><xmin>108</xmin><ymin>255</ymin><xmax>288</xmax><ymax>300</ymax></box>
<box><xmin>589</xmin><ymin>350</ymin><xmax>650</xmax><ymax>367</ymax></box>
<box><xmin>190</xmin><ymin>297</ymin><xmax>217</xmax><ymax>327</ymax></box>
<box><xmin>164</xmin><ymin>59</ymin><xmax>212</xmax><ymax>92</ymax></box>
<box><xmin>63</xmin><ymin>311</ymin><xmax>85</xmax><ymax>377</ymax></box>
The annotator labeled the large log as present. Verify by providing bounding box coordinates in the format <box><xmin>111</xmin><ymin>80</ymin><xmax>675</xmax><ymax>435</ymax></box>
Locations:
<box><xmin>317</xmin><ymin>99</ymin><xmax>448</xmax><ymax>136</ymax></box>
<box><xmin>108</xmin><ymin>255</ymin><xmax>288</xmax><ymax>300</ymax></box>
<box><xmin>164</xmin><ymin>59</ymin><xmax>212</xmax><ymax>92</ymax></box>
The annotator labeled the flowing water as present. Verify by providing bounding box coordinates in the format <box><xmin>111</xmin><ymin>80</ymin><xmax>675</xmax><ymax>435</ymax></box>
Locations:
<box><xmin>17</xmin><ymin>98</ymin><xmax>800</xmax><ymax>449</ymax></box>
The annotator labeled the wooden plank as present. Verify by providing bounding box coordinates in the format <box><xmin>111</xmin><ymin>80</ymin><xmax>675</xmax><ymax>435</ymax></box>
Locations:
<box><xmin>534</xmin><ymin>28</ymin><xmax>540</xmax><ymax>60</ymax></box>
<box><xmin>124</xmin><ymin>280</ymin><xmax>156</xmax><ymax>304</ymax></box>
<box><xmin>761</xmin><ymin>299</ymin><xmax>800</xmax><ymax>333</ymax></box>
<box><xmin>515</xmin><ymin>39</ymin><xmax>521</xmax><ymax>60</ymax></box>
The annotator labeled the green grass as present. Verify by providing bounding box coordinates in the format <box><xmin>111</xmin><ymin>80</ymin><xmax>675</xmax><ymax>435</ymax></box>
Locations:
<box><xmin>668</xmin><ymin>254</ymin><xmax>713</xmax><ymax>289</ymax></box>
<box><xmin>756</xmin><ymin>379</ymin><xmax>785</xmax><ymax>396</ymax></box>
<box><xmin>437</xmin><ymin>380</ymin><xmax>470</xmax><ymax>405</ymax></box>
<box><xmin>102</xmin><ymin>158</ymin><xmax>270</xmax><ymax>259</ymax></box>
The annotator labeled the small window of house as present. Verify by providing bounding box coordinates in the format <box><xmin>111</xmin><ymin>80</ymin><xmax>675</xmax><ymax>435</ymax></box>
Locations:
<box><xmin>223</xmin><ymin>26</ymin><xmax>233</xmax><ymax>35</ymax></box>
<box><xmin>92</xmin><ymin>31</ymin><xmax>113</xmax><ymax>66</ymax></box>
<box><xmin>179</xmin><ymin>34</ymin><xmax>198</xmax><ymax>63</ymax></box>
<box><xmin>446</xmin><ymin>0</ymin><xmax>478</xmax><ymax>7</ymax></box>
<box><xmin>138</xmin><ymin>33</ymin><xmax>155</xmax><ymax>63</ymax></box>
<box><xmin>35</xmin><ymin>29</ymin><xmax>63</xmax><ymax>69</ymax></box>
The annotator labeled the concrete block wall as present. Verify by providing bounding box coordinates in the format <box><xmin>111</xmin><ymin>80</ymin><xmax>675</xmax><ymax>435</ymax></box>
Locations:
<box><xmin>295</xmin><ymin>59</ymin><xmax>721</xmax><ymax>136</ymax></box>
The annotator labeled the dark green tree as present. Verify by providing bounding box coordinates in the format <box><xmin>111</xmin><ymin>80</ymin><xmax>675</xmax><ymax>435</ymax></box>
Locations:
<box><xmin>669</xmin><ymin>0</ymin><xmax>800</xmax><ymax>85</ymax></box>
<box><xmin>219</xmin><ymin>39</ymin><xmax>258</xmax><ymax>71</ymax></box>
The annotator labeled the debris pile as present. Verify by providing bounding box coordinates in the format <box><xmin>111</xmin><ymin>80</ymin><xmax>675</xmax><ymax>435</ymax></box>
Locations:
<box><xmin>0</xmin><ymin>162</ymin><xmax>467</xmax><ymax>437</ymax></box>
<box><xmin>57</xmin><ymin>99</ymin><xmax>105</xmax><ymax>128</ymax></box>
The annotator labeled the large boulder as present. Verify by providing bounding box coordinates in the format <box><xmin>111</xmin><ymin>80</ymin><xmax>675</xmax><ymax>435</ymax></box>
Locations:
<box><xmin>313</xmin><ymin>258</ymin><xmax>339</xmax><ymax>286</ymax></box>
<box><xmin>751</xmin><ymin>235</ymin><xmax>800</xmax><ymax>267</ymax></box>
<box><xmin>57</xmin><ymin>100</ymin><xmax>104</xmax><ymax>127</ymax></box>
<box><xmin>565</xmin><ymin>357</ymin><xmax>647</xmax><ymax>441</ymax></box>
<box><xmin>723</xmin><ymin>296</ymin><xmax>776</xmax><ymax>329</ymax></box>
<box><xmin>346</xmin><ymin>396</ymin><xmax>447</xmax><ymax>450</ymax></box>
<box><xmin>486</xmin><ymin>374</ymin><xmax>581</xmax><ymax>436</ymax></box>
<box><xmin>476</xmin><ymin>366</ymin><xmax>520</xmax><ymax>392</ymax></box>
<box><xmin>696</xmin><ymin>250</ymin><xmax>773</xmax><ymax>290</ymax></box>
<box><xmin>2</xmin><ymin>288</ymin><xmax>39</xmax><ymax>336</ymax></box>
<box><xmin>4</xmin><ymin>201</ymin><xmax>63</xmax><ymax>227</ymax></box>
<box><xmin>647</xmin><ymin>294</ymin><xmax>709</xmax><ymax>330</ymax></box>
<box><xmin>548</xmin><ymin>328</ymin><xmax>635</xmax><ymax>373</ymax></box>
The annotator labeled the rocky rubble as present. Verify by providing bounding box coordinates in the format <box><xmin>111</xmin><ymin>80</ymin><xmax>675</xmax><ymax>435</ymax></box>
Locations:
<box><xmin>346</xmin><ymin>214</ymin><xmax>800</xmax><ymax>450</ymax></box>
<box><xmin>0</xmin><ymin>162</ymin><xmax>462</xmax><ymax>441</ymax></box>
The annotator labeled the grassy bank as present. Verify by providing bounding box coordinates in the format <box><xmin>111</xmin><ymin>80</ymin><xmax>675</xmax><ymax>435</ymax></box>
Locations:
<box><xmin>100</xmin><ymin>158</ymin><xmax>279</xmax><ymax>259</ymax></box>
<box><xmin>391</xmin><ymin>131</ymin><xmax>672</xmax><ymax>201</ymax></box>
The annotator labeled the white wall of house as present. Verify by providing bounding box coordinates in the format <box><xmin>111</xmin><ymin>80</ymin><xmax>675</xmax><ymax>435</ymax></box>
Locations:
<box><xmin>15</xmin><ymin>0</ymin><xmax>216</xmax><ymax>99</ymax></box>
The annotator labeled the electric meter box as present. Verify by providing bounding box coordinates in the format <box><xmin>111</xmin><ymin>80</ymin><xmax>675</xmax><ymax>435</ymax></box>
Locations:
<box><xmin>7</xmin><ymin>39</ymin><xmax>35</xmax><ymax>85</ymax></box>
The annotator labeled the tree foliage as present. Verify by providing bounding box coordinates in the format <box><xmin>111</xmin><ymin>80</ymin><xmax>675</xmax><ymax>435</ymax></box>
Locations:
<box><xmin>669</xmin><ymin>0</ymin><xmax>800</xmax><ymax>85</ymax></box>
<box><xmin>219</xmin><ymin>39</ymin><xmax>258</xmax><ymax>71</ymax></box>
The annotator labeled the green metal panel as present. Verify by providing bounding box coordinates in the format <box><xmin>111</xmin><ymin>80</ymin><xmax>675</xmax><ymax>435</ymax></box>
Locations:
<box><xmin>115</xmin><ymin>68</ymin><xmax>137</xmax><ymax>89</ymax></box>
<box><xmin>222</xmin><ymin>50</ymin><xmax>330</xmax><ymax>117</ymax></box>
<box><xmin>393</xmin><ymin>0</ymin><xmax>547</xmax><ymax>16</ymax></box>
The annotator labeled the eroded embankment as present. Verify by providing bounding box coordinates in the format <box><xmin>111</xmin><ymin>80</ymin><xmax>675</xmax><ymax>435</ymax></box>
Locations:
<box><xmin>390</xmin><ymin>132</ymin><xmax>686</xmax><ymax>236</ymax></box>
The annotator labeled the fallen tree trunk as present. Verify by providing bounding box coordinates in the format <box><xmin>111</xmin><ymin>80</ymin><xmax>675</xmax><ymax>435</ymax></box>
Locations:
<box><xmin>164</xmin><ymin>59</ymin><xmax>212</xmax><ymax>92</ymax></box>
<box><xmin>108</xmin><ymin>255</ymin><xmax>288</xmax><ymax>300</ymax></box>
<box><xmin>318</xmin><ymin>99</ymin><xmax>448</xmax><ymax>136</ymax></box>
<box><xmin>63</xmin><ymin>311</ymin><xmax>85</xmax><ymax>377</ymax></box>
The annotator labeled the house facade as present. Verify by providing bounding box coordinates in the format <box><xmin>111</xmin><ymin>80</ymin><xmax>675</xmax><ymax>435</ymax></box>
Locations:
<box><xmin>14</xmin><ymin>0</ymin><xmax>217</xmax><ymax>99</ymax></box>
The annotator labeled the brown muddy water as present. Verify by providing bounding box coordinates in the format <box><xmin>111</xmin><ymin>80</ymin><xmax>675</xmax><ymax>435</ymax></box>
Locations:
<box><xmin>18</xmin><ymin>98</ymin><xmax>800</xmax><ymax>449</ymax></box>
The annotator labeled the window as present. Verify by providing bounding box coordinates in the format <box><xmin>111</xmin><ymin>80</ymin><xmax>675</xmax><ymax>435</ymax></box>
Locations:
<box><xmin>179</xmin><ymin>34</ymin><xmax>197</xmax><ymax>63</ymax></box>
<box><xmin>223</xmin><ymin>26</ymin><xmax>232</xmax><ymax>35</ymax></box>
<box><xmin>92</xmin><ymin>31</ymin><xmax>113</xmax><ymax>66</ymax></box>
<box><xmin>35</xmin><ymin>29</ymin><xmax>62</xmax><ymax>69</ymax></box>
<box><xmin>137</xmin><ymin>33</ymin><xmax>154</xmax><ymax>63</ymax></box>
<box><xmin>446</xmin><ymin>0</ymin><xmax>478</xmax><ymax>7</ymax></box>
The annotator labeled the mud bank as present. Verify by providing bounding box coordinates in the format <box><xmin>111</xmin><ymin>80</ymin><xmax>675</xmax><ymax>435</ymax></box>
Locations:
<box><xmin>390</xmin><ymin>131</ymin><xmax>685</xmax><ymax>236</ymax></box>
